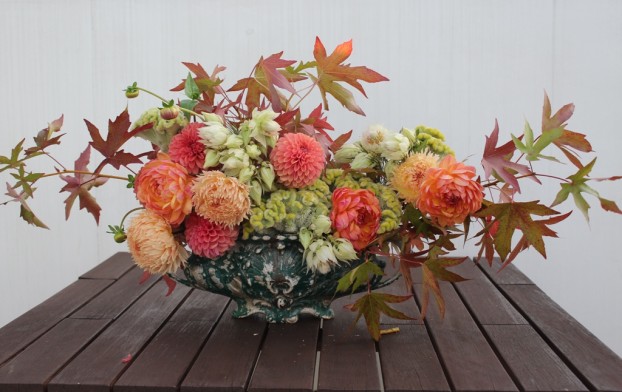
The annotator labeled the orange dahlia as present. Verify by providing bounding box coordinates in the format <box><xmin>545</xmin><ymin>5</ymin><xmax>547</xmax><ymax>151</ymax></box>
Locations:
<box><xmin>126</xmin><ymin>209</ymin><xmax>188</xmax><ymax>274</ymax></box>
<box><xmin>192</xmin><ymin>171</ymin><xmax>251</xmax><ymax>227</ymax></box>
<box><xmin>184</xmin><ymin>213</ymin><xmax>239</xmax><ymax>259</ymax></box>
<box><xmin>134</xmin><ymin>153</ymin><xmax>193</xmax><ymax>226</ymax></box>
<box><xmin>330</xmin><ymin>187</ymin><xmax>381</xmax><ymax>251</ymax></box>
<box><xmin>417</xmin><ymin>155</ymin><xmax>484</xmax><ymax>227</ymax></box>
<box><xmin>270</xmin><ymin>133</ymin><xmax>326</xmax><ymax>188</ymax></box>
<box><xmin>391</xmin><ymin>152</ymin><xmax>439</xmax><ymax>203</ymax></box>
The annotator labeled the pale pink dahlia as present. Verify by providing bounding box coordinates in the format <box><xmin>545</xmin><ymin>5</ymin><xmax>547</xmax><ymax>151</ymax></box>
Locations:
<box><xmin>270</xmin><ymin>133</ymin><xmax>326</xmax><ymax>188</ymax></box>
<box><xmin>184</xmin><ymin>213</ymin><xmax>239</xmax><ymax>259</ymax></box>
<box><xmin>168</xmin><ymin>123</ymin><xmax>206</xmax><ymax>175</ymax></box>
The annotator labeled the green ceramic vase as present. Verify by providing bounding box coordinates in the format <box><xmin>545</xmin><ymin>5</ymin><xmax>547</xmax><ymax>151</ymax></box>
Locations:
<box><xmin>174</xmin><ymin>234</ymin><xmax>394</xmax><ymax>323</ymax></box>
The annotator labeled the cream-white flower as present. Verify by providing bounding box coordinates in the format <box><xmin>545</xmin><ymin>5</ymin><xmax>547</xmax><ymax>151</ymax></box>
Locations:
<box><xmin>331</xmin><ymin>238</ymin><xmax>358</xmax><ymax>262</ymax></box>
<box><xmin>245</xmin><ymin>144</ymin><xmax>262</xmax><ymax>160</ymax></box>
<box><xmin>202</xmin><ymin>112</ymin><xmax>224</xmax><ymax>124</ymax></box>
<box><xmin>199</xmin><ymin>121</ymin><xmax>231</xmax><ymax>149</ymax></box>
<box><xmin>311</xmin><ymin>215</ymin><xmax>331</xmax><ymax>235</ymax></box>
<box><xmin>381</xmin><ymin>133</ymin><xmax>410</xmax><ymax>161</ymax></box>
<box><xmin>350</xmin><ymin>152</ymin><xmax>374</xmax><ymax>170</ymax></box>
<box><xmin>259</xmin><ymin>162</ymin><xmax>276</xmax><ymax>190</ymax></box>
<box><xmin>203</xmin><ymin>149</ymin><xmax>220</xmax><ymax>168</ymax></box>
<box><xmin>249</xmin><ymin>108</ymin><xmax>281</xmax><ymax>148</ymax></box>
<box><xmin>306</xmin><ymin>239</ymin><xmax>338</xmax><ymax>274</ymax></box>
<box><xmin>361</xmin><ymin>124</ymin><xmax>392</xmax><ymax>153</ymax></box>
<box><xmin>334</xmin><ymin>143</ymin><xmax>363</xmax><ymax>163</ymax></box>
<box><xmin>219</xmin><ymin>148</ymin><xmax>250</xmax><ymax>176</ymax></box>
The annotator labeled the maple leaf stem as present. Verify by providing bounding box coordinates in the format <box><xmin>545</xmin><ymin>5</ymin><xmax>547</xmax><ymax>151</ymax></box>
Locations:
<box><xmin>40</xmin><ymin>170</ymin><xmax>127</xmax><ymax>181</ymax></box>
<box><xmin>291</xmin><ymin>79</ymin><xmax>319</xmax><ymax>109</ymax></box>
<box><xmin>43</xmin><ymin>152</ymin><xmax>67</xmax><ymax>171</ymax></box>
<box><xmin>483</xmin><ymin>172</ymin><xmax>569</xmax><ymax>188</ymax></box>
<box><xmin>136</xmin><ymin>87</ymin><xmax>201</xmax><ymax>118</ymax></box>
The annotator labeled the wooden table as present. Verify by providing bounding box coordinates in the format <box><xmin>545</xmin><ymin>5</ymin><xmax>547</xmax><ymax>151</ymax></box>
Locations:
<box><xmin>0</xmin><ymin>252</ymin><xmax>621</xmax><ymax>392</ymax></box>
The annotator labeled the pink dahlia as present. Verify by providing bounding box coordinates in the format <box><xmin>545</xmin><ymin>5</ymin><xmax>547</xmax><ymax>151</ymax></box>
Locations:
<box><xmin>168</xmin><ymin>123</ymin><xmax>206</xmax><ymax>175</ymax></box>
<box><xmin>270</xmin><ymin>133</ymin><xmax>326</xmax><ymax>188</ymax></box>
<box><xmin>184</xmin><ymin>213</ymin><xmax>239</xmax><ymax>259</ymax></box>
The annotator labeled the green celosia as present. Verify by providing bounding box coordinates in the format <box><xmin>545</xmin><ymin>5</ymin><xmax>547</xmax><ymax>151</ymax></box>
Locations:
<box><xmin>413</xmin><ymin>125</ymin><xmax>454</xmax><ymax>155</ymax></box>
<box><xmin>131</xmin><ymin>107</ymin><xmax>188</xmax><ymax>152</ymax></box>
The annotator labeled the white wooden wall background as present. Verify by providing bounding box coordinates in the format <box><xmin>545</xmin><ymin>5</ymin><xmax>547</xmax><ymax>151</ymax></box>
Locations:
<box><xmin>1</xmin><ymin>0</ymin><xmax>621</xmax><ymax>356</ymax></box>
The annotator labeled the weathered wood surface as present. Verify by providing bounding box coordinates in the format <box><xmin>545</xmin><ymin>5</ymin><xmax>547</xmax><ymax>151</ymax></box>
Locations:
<box><xmin>0</xmin><ymin>252</ymin><xmax>620</xmax><ymax>392</ymax></box>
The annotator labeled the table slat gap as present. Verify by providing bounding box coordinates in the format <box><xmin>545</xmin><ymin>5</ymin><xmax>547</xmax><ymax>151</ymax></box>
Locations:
<box><xmin>108</xmin><ymin>287</ymin><xmax>197</xmax><ymax>391</ymax></box>
<box><xmin>450</xmin><ymin>278</ymin><xmax>529</xmax><ymax>391</ymax></box>
<box><xmin>0</xmin><ymin>278</ymin><xmax>114</xmax><ymax>367</ymax></box>
<box><xmin>477</xmin><ymin>262</ymin><xmax>622</xmax><ymax>392</ymax></box>
<box><xmin>410</xmin><ymin>284</ymin><xmax>456</xmax><ymax>392</ymax></box>
<box><xmin>243</xmin><ymin>319</ymin><xmax>270</xmax><ymax>392</ymax></box>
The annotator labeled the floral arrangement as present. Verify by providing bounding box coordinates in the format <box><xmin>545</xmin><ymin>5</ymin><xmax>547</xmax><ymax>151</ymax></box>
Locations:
<box><xmin>2</xmin><ymin>38</ymin><xmax>620</xmax><ymax>339</ymax></box>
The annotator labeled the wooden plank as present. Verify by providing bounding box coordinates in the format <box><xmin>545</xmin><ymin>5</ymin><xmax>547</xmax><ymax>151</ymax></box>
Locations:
<box><xmin>0</xmin><ymin>318</ymin><xmax>109</xmax><ymax>392</ymax></box>
<box><xmin>378</xmin><ymin>261</ymin><xmax>420</xmax><ymax>325</ymax></box>
<box><xmin>378</xmin><ymin>324</ymin><xmax>451</xmax><ymax>392</ymax></box>
<box><xmin>500</xmin><ymin>284</ymin><xmax>622</xmax><ymax>392</ymax></box>
<box><xmin>451</xmin><ymin>259</ymin><xmax>527</xmax><ymax>325</ymax></box>
<box><xmin>80</xmin><ymin>252</ymin><xmax>134</xmax><ymax>280</ymax></box>
<box><xmin>248</xmin><ymin>318</ymin><xmax>320</xmax><ymax>392</ymax></box>
<box><xmin>47</xmin><ymin>281</ymin><xmax>191</xmax><ymax>392</ymax></box>
<box><xmin>484</xmin><ymin>325</ymin><xmax>588</xmax><ymax>392</ymax></box>
<box><xmin>414</xmin><ymin>282</ymin><xmax>518</xmax><ymax>391</ymax></box>
<box><xmin>181</xmin><ymin>302</ymin><xmax>267</xmax><ymax>392</ymax></box>
<box><xmin>70</xmin><ymin>266</ymin><xmax>159</xmax><ymax>320</ymax></box>
<box><xmin>478</xmin><ymin>258</ymin><xmax>534</xmax><ymax>285</ymax></box>
<box><xmin>316</xmin><ymin>296</ymin><xmax>381</xmax><ymax>392</ymax></box>
<box><xmin>113</xmin><ymin>290</ymin><xmax>229</xmax><ymax>392</ymax></box>
<box><xmin>0</xmin><ymin>278</ymin><xmax>112</xmax><ymax>365</ymax></box>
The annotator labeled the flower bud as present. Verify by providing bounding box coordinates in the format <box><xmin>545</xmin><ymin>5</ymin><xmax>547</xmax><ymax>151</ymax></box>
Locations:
<box><xmin>350</xmin><ymin>152</ymin><xmax>374</xmax><ymax>170</ymax></box>
<box><xmin>260</xmin><ymin>162</ymin><xmax>276</xmax><ymax>190</ymax></box>
<box><xmin>334</xmin><ymin>143</ymin><xmax>362</xmax><ymax>163</ymax></box>
<box><xmin>245</xmin><ymin>144</ymin><xmax>262</xmax><ymax>159</ymax></box>
<box><xmin>249</xmin><ymin>180</ymin><xmax>263</xmax><ymax>205</ymax></box>
<box><xmin>202</xmin><ymin>112</ymin><xmax>224</xmax><ymax>124</ymax></box>
<box><xmin>225</xmin><ymin>134</ymin><xmax>244</xmax><ymax>149</ymax></box>
<box><xmin>159</xmin><ymin>106</ymin><xmax>180</xmax><ymax>121</ymax></box>
<box><xmin>381</xmin><ymin>133</ymin><xmax>410</xmax><ymax>161</ymax></box>
<box><xmin>199</xmin><ymin>122</ymin><xmax>231</xmax><ymax>149</ymax></box>
<box><xmin>220</xmin><ymin>148</ymin><xmax>249</xmax><ymax>176</ymax></box>
<box><xmin>332</xmin><ymin>238</ymin><xmax>358</xmax><ymax>262</ymax></box>
<box><xmin>305</xmin><ymin>239</ymin><xmax>337</xmax><ymax>274</ymax></box>
<box><xmin>238</xmin><ymin>166</ymin><xmax>254</xmax><ymax>183</ymax></box>
<box><xmin>114</xmin><ymin>232</ymin><xmax>127</xmax><ymax>243</ymax></box>
<box><xmin>299</xmin><ymin>228</ymin><xmax>313</xmax><ymax>249</ymax></box>
<box><xmin>311</xmin><ymin>215</ymin><xmax>332</xmax><ymax>235</ymax></box>
<box><xmin>401</xmin><ymin>127</ymin><xmax>417</xmax><ymax>143</ymax></box>
<box><xmin>203</xmin><ymin>149</ymin><xmax>220</xmax><ymax>168</ymax></box>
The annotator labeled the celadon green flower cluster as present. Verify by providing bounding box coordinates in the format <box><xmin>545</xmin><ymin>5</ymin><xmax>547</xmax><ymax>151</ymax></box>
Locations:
<box><xmin>132</xmin><ymin>108</ymin><xmax>189</xmax><ymax>152</ymax></box>
<box><xmin>334</xmin><ymin>124</ymin><xmax>453</xmax><ymax>177</ymax></box>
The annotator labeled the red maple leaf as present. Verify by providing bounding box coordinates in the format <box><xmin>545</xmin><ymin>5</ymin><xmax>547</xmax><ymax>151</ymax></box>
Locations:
<box><xmin>85</xmin><ymin>108</ymin><xmax>149</xmax><ymax>171</ymax></box>
<box><xmin>481</xmin><ymin>120</ymin><xmax>538</xmax><ymax>192</ymax></box>
<box><xmin>59</xmin><ymin>146</ymin><xmax>108</xmax><ymax>223</ymax></box>
<box><xmin>313</xmin><ymin>37</ymin><xmax>388</xmax><ymax>115</ymax></box>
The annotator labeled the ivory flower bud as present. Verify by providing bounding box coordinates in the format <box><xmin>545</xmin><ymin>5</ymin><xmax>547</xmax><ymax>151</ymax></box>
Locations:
<box><xmin>249</xmin><ymin>180</ymin><xmax>263</xmax><ymax>206</ymax></box>
<box><xmin>334</xmin><ymin>143</ymin><xmax>362</xmax><ymax>163</ymax></box>
<box><xmin>306</xmin><ymin>239</ymin><xmax>337</xmax><ymax>274</ymax></box>
<box><xmin>311</xmin><ymin>215</ymin><xmax>332</xmax><ymax>235</ymax></box>
<box><xmin>361</xmin><ymin>124</ymin><xmax>391</xmax><ymax>153</ymax></box>
<box><xmin>260</xmin><ymin>162</ymin><xmax>276</xmax><ymax>190</ymax></box>
<box><xmin>238</xmin><ymin>166</ymin><xmax>254</xmax><ymax>183</ymax></box>
<box><xmin>204</xmin><ymin>150</ymin><xmax>220</xmax><ymax>168</ymax></box>
<box><xmin>245</xmin><ymin>144</ymin><xmax>262</xmax><ymax>159</ymax></box>
<box><xmin>350</xmin><ymin>152</ymin><xmax>374</xmax><ymax>170</ymax></box>
<box><xmin>199</xmin><ymin>122</ymin><xmax>231</xmax><ymax>149</ymax></box>
<box><xmin>299</xmin><ymin>227</ymin><xmax>313</xmax><ymax>249</ymax></box>
<box><xmin>225</xmin><ymin>134</ymin><xmax>244</xmax><ymax>149</ymax></box>
<box><xmin>332</xmin><ymin>238</ymin><xmax>358</xmax><ymax>262</ymax></box>
<box><xmin>202</xmin><ymin>112</ymin><xmax>224</xmax><ymax>124</ymax></box>
<box><xmin>381</xmin><ymin>133</ymin><xmax>410</xmax><ymax>161</ymax></box>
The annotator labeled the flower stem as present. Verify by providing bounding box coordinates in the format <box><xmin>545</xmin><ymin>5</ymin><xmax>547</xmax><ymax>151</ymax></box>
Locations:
<box><xmin>136</xmin><ymin>87</ymin><xmax>202</xmax><ymax>118</ymax></box>
<box><xmin>40</xmin><ymin>170</ymin><xmax>127</xmax><ymax>181</ymax></box>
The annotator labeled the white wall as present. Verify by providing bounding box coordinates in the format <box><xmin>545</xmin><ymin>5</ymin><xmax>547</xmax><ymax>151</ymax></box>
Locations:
<box><xmin>1</xmin><ymin>0</ymin><xmax>621</xmax><ymax>356</ymax></box>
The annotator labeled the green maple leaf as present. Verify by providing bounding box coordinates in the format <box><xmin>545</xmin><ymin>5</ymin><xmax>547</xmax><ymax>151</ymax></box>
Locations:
<box><xmin>512</xmin><ymin>121</ymin><xmax>563</xmax><ymax>162</ymax></box>
<box><xmin>336</xmin><ymin>261</ymin><xmax>384</xmax><ymax>294</ymax></box>
<box><xmin>552</xmin><ymin>158</ymin><xmax>622</xmax><ymax>221</ymax></box>
<box><xmin>475</xmin><ymin>201</ymin><xmax>564</xmax><ymax>261</ymax></box>
<box><xmin>345</xmin><ymin>292</ymin><xmax>414</xmax><ymax>341</ymax></box>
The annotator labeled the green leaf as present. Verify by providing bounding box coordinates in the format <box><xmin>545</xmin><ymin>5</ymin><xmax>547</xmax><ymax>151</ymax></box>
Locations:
<box><xmin>180</xmin><ymin>99</ymin><xmax>197</xmax><ymax>120</ymax></box>
<box><xmin>512</xmin><ymin>121</ymin><xmax>563</xmax><ymax>162</ymax></box>
<box><xmin>184</xmin><ymin>72</ymin><xmax>201</xmax><ymax>100</ymax></box>
<box><xmin>345</xmin><ymin>292</ymin><xmax>414</xmax><ymax>340</ymax></box>
<box><xmin>336</xmin><ymin>261</ymin><xmax>384</xmax><ymax>294</ymax></box>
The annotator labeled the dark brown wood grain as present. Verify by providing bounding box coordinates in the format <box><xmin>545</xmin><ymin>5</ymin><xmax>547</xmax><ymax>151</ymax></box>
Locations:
<box><xmin>248</xmin><ymin>318</ymin><xmax>320</xmax><ymax>392</ymax></box>
<box><xmin>70</xmin><ymin>266</ymin><xmax>159</xmax><ymax>320</ymax></box>
<box><xmin>316</xmin><ymin>296</ymin><xmax>382</xmax><ymax>392</ymax></box>
<box><xmin>80</xmin><ymin>252</ymin><xmax>134</xmax><ymax>280</ymax></box>
<box><xmin>484</xmin><ymin>324</ymin><xmax>588</xmax><ymax>392</ymax></box>
<box><xmin>181</xmin><ymin>302</ymin><xmax>268</xmax><ymax>392</ymax></box>
<box><xmin>378</xmin><ymin>324</ymin><xmax>450</xmax><ymax>392</ymax></box>
<box><xmin>478</xmin><ymin>258</ymin><xmax>534</xmax><ymax>285</ymax></box>
<box><xmin>0</xmin><ymin>278</ymin><xmax>112</xmax><ymax>365</ymax></box>
<box><xmin>113</xmin><ymin>290</ymin><xmax>229</xmax><ymax>392</ymax></box>
<box><xmin>414</xmin><ymin>282</ymin><xmax>518</xmax><ymax>392</ymax></box>
<box><xmin>451</xmin><ymin>259</ymin><xmax>527</xmax><ymax>325</ymax></box>
<box><xmin>500</xmin><ymin>284</ymin><xmax>622</xmax><ymax>392</ymax></box>
<box><xmin>0</xmin><ymin>318</ymin><xmax>109</xmax><ymax>392</ymax></box>
<box><xmin>47</xmin><ymin>281</ymin><xmax>190</xmax><ymax>392</ymax></box>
